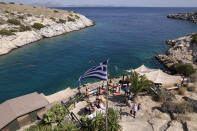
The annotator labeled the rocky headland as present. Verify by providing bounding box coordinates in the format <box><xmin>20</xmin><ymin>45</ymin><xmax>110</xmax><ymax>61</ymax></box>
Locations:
<box><xmin>0</xmin><ymin>2</ymin><xmax>94</xmax><ymax>55</ymax></box>
<box><xmin>167</xmin><ymin>12</ymin><xmax>197</xmax><ymax>23</ymax></box>
<box><xmin>156</xmin><ymin>33</ymin><xmax>197</xmax><ymax>69</ymax></box>
<box><xmin>72</xmin><ymin>79</ymin><xmax>197</xmax><ymax>131</ymax></box>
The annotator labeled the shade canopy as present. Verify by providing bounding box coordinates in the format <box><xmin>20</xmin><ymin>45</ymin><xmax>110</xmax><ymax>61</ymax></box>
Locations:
<box><xmin>127</xmin><ymin>64</ymin><xmax>157</xmax><ymax>74</ymax></box>
<box><xmin>127</xmin><ymin>65</ymin><xmax>182</xmax><ymax>86</ymax></box>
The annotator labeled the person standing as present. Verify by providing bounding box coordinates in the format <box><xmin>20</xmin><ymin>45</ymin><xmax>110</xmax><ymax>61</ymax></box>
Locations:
<box><xmin>77</xmin><ymin>86</ymin><xmax>81</xmax><ymax>95</ymax></box>
<box><xmin>128</xmin><ymin>99</ymin><xmax>132</xmax><ymax>107</ymax></box>
<box><xmin>101</xmin><ymin>81</ymin><xmax>104</xmax><ymax>89</ymax></box>
<box><xmin>133</xmin><ymin>104</ymin><xmax>138</xmax><ymax>118</ymax></box>
<box><xmin>86</xmin><ymin>86</ymin><xmax>90</xmax><ymax>102</ymax></box>
<box><xmin>137</xmin><ymin>103</ymin><xmax>141</xmax><ymax>110</ymax></box>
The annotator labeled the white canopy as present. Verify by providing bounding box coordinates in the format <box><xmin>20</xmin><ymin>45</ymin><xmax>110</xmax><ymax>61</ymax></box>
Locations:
<box><xmin>127</xmin><ymin>65</ymin><xmax>182</xmax><ymax>86</ymax></box>
<box><xmin>145</xmin><ymin>70</ymin><xmax>182</xmax><ymax>86</ymax></box>
<box><xmin>127</xmin><ymin>64</ymin><xmax>157</xmax><ymax>74</ymax></box>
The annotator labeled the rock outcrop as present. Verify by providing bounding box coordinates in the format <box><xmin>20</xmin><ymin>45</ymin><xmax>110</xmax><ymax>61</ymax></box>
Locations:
<box><xmin>168</xmin><ymin>12</ymin><xmax>197</xmax><ymax>23</ymax></box>
<box><xmin>156</xmin><ymin>34</ymin><xmax>197</xmax><ymax>68</ymax></box>
<box><xmin>0</xmin><ymin>3</ymin><xmax>94</xmax><ymax>55</ymax></box>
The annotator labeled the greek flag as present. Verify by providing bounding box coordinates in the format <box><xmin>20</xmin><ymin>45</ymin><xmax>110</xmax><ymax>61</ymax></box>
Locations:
<box><xmin>78</xmin><ymin>60</ymin><xmax>108</xmax><ymax>86</ymax></box>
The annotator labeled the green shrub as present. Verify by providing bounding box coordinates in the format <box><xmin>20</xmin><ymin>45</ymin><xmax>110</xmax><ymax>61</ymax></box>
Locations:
<box><xmin>50</xmin><ymin>17</ymin><xmax>55</xmax><ymax>21</ymax></box>
<box><xmin>18</xmin><ymin>15</ymin><xmax>25</xmax><ymax>19</ymax></box>
<box><xmin>0</xmin><ymin>2</ymin><xmax>6</xmax><ymax>4</ymax></box>
<box><xmin>176</xmin><ymin>102</ymin><xmax>194</xmax><ymax>114</ymax></box>
<box><xmin>7</xmin><ymin>19</ymin><xmax>21</xmax><ymax>25</ymax></box>
<box><xmin>75</xmin><ymin>15</ymin><xmax>80</xmax><ymax>19</ymax></box>
<box><xmin>170</xmin><ymin>63</ymin><xmax>196</xmax><ymax>76</ymax></box>
<box><xmin>153</xmin><ymin>88</ymin><xmax>174</xmax><ymax>102</ymax></box>
<box><xmin>81</xmin><ymin>108</ymin><xmax>121</xmax><ymax>131</ymax></box>
<box><xmin>42</xmin><ymin>104</ymin><xmax>69</xmax><ymax>124</ymax></box>
<box><xmin>187</xmin><ymin>86</ymin><xmax>195</xmax><ymax>92</ymax></box>
<box><xmin>67</xmin><ymin>16</ymin><xmax>76</xmax><ymax>22</ymax></box>
<box><xmin>32</xmin><ymin>23</ymin><xmax>45</xmax><ymax>30</ymax></box>
<box><xmin>54</xmin><ymin>122</ymin><xmax>79</xmax><ymax>131</ymax></box>
<box><xmin>161</xmin><ymin>101</ymin><xmax>194</xmax><ymax>114</ymax></box>
<box><xmin>4</xmin><ymin>10</ymin><xmax>10</xmax><ymax>13</ymax></box>
<box><xmin>0</xmin><ymin>29</ymin><xmax>15</xmax><ymax>36</ymax></box>
<box><xmin>10</xmin><ymin>12</ymin><xmax>15</xmax><ymax>15</ymax></box>
<box><xmin>25</xmin><ymin>125</ymin><xmax>52</xmax><ymax>131</ymax></box>
<box><xmin>27</xmin><ymin>14</ymin><xmax>32</xmax><ymax>17</ymax></box>
<box><xmin>191</xmin><ymin>33</ymin><xmax>197</xmax><ymax>44</ymax></box>
<box><xmin>108</xmin><ymin>108</ymin><xmax>122</xmax><ymax>131</ymax></box>
<box><xmin>19</xmin><ymin>25</ymin><xmax>31</xmax><ymax>32</ymax></box>
<box><xmin>57</xmin><ymin>19</ymin><xmax>66</xmax><ymax>23</ymax></box>
<box><xmin>19</xmin><ymin>3</ymin><xmax>23</xmax><ymax>5</ymax></box>
<box><xmin>9</xmin><ymin>2</ymin><xmax>15</xmax><ymax>4</ymax></box>
<box><xmin>10</xmin><ymin>29</ymin><xmax>18</xmax><ymax>32</ymax></box>
<box><xmin>54</xmin><ymin>10</ymin><xmax>59</xmax><ymax>13</ymax></box>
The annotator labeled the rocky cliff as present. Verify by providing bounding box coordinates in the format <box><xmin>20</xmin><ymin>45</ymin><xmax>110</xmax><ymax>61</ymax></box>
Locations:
<box><xmin>156</xmin><ymin>34</ymin><xmax>197</xmax><ymax>68</ymax></box>
<box><xmin>0</xmin><ymin>3</ymin><xmax>94</xmax><ymax>55</ymax></box>
<box><xmin>167</xmin><ymin>12</ymin><xmax>197</xmax><ymax>23</ymax></box>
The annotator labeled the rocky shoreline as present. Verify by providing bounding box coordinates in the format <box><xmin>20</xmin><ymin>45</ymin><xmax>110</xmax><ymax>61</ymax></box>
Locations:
<box><xmin>156</xmin><ymin>34</ymin><xmax>197</xmax><ymax>69</ymax></box>
<box><xmin>0</xmin><ymin>3</ymin><xmax>94</xmax><ymax>55</ymax></box>
<box><xmin>71</xmin><ymin>77</ymin><xmax>197</xmax><ymax>131</ymax></box>
<box><xmin>167</xmin><ymin>12</ymin><xmax>197</xmax><ymax>23</ymax></box>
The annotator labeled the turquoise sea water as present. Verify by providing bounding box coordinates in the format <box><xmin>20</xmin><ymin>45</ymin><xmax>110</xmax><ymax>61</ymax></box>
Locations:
<box><xmin>0</xmin><ymin>7</ymin><xmax>197</xmax><ymax>103</ymax></box>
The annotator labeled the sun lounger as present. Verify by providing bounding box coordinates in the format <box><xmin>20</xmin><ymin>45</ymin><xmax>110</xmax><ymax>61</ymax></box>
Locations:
<box><xmin>166</xmin><ymin>86</ymin><xmax>180</xmax><ymax>90</ymax></box>
<box><xmin>87</xmin><ymin>88</ymin><xmax>98</xmax><ymax>95</ymax></box>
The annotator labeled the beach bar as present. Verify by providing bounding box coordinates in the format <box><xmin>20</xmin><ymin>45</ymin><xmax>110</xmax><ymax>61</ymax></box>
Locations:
<box><xmin>0</xmin><ymin>92</ymin><xmax>49</xmax><ymax>131</ymax></box>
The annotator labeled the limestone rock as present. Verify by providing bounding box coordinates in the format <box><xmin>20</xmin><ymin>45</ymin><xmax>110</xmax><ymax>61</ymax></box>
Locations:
<box><xmin>148</xmin><ymin>118</ymin><xmax>169</xmax><ymax>131</ymax></box>
<box><xmin>0</xmin><ymin>6</ymin><xmax>94</xmax><ymax>55</ymax></box>
<box><xmin>167</xmin><ymin>12</ymin><xmax>197</xmax><ymax>23</ymax></box>
<box><xmin>152</xmin><ymin>109</ymin><xmax>171</xmax><ymax>120</ymax></box>
<box><xmin>156</xmin><ymin>34</ymin><xmax>197</xmax><ymax>68</ymax></box>
<box><xmin>166</xmin><ymin>121</ymin><xmax>183</xmax><ymax>131</ymax></box>
<box><xmin>121</xmin><ymin>120</ymin><xmax>153</xmax><ymax>131</ymax></box>
<box><xmin>187</xmin><ymin>121</ymin><xmax>197</xmax><ymax>131</ymax></box>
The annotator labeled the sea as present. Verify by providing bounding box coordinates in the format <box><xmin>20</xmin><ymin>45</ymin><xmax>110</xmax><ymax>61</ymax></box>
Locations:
<box><xmin>0</xmin><ymin>7</ymin><xmax>197</xmax><ymax>103</ymax></box>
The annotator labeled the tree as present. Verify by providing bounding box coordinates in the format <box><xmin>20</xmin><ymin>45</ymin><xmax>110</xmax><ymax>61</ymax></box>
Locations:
<box><xmin>170</xmin><ymin>63</ymin><xmax>195</xmax><ymax>76</ymax></box>
<box><xmin>81</xmin><ymin>108</ymin><xmax>121</xmax><ymax>131</ymax></box>
<box><xmin>129</xmin><ymin>71</ymin><xmax>154</xmax><ymax>98</ymax></box>
<box><xmin>54</xmin><ymin>122</ymin><xmax>80</xmax><ymax>131</ymax></box>
<box><xmin>25</xmin><ymin>125</ymin><xmax>52</xmax><ymax>131</ymax></box>
<box><xmin>32</xmin><ymin>23</ymin><xmax>45</xmax><ymax>30</ymax></box>
<box><xmin>43</xmin><ymin>104</ymin><xmax>69</xmax><ymax>124</ymax></box>
<box><xmin>108</xmin><ymin>108</ymin><xmax>121</xmax><ymax>131</ymax></box>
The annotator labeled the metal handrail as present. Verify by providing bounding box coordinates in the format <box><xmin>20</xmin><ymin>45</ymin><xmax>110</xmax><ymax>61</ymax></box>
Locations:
<box><xmin>70</xmin><ymin>112</ymin><xmax>82</xmax><ymax>125</ymax></box>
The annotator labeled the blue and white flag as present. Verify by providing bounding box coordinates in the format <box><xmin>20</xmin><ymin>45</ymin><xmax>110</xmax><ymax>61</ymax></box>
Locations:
<box><xmin>78</xmin><ymin>60</ymin><xmax>108</xmax><ymax>86</ymax></box>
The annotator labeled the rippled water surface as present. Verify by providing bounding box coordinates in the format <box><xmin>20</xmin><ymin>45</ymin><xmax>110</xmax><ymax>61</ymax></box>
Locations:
<box><xmin>0</xmin><ymin>7</ymin><xmax>197</xmax><ymax>103</ymax></box>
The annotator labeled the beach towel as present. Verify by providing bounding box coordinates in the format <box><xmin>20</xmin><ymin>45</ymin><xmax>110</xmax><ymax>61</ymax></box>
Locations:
<box><xmin>101</xmin><ymin>97</ymin><xmax>106</xmax><ymax>103</ymax></box>
<box><xmin>113</xmin><ymin>92</ymin><xmax>121</xmax><ymax>95</ymax></box>
<box><xmin>100</xmin><ymin>89</ymin><xmax>105</xmax><ymax>94</ymax></box>
<box><xmin>87</xmin><ymin>88</ymin><xmax>98</xmax><ymax>95</ymax></box>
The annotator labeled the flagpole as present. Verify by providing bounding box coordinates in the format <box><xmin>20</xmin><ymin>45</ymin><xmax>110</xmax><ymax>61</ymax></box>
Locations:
<box><xmin>106</xmin><ymin>59</ymin><xmax>109</xmax><ymax>131</ymax></box>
